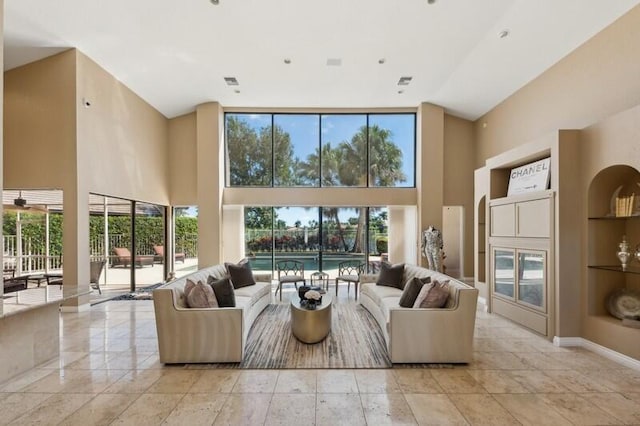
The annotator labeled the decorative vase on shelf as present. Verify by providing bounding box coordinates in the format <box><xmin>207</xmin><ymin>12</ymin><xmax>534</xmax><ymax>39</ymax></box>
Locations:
<box><xmin>617</xmin><ymin>235</ymin><xmax>631</xmax><ymax>270</ymax></box>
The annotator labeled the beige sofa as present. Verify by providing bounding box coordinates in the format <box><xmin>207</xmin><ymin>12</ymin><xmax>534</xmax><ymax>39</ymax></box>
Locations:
<box><xmin>153</xmin><ymin>264</ymin><xmax>272</xmax><ymax>363</ymax></box>
<box><xmin>359</xmin><ymin>264</ymin><xmax>478</xmax><ymax>364</ymax></box>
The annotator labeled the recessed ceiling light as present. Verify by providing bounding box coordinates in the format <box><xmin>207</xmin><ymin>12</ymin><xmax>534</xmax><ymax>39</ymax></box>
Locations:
<box><xmin>210</xmin><ymin>0</ymin><xmax>219</xmax><ymax>4</ymax></box>
<box><xmin>499</xmin><ymin>29</ymin><xmax>509</xmax><ymax>39</ymax></box>
<box><xmin>397</xmin><ymin>76</ymin><xmax>413</xmax><ymax>86</ymax></box>
<box><xmin>378</xmin><ymin>58</ymin><xmax>386</xmax><ymax>65</ymax></box>
<box><xmin>326</xmin><ymin>58</ymin><xmax>342</xmax><ymax>66</ymax></box>
<box><xmin>234</xmin><ymin>89</ymin><xmax>240</xmax><ymax>94</ymax></box>
<box><xmin>427</xmin><ymin>0</ymin><xmax>436</xmax><ymax>4</ymax></box>
<box><xmin>284</xmin><ymin>58</ymin><xmax>291</xmax><ymax>64</ymax></box>
<box><xmin>398</xmin><ymin>90</ymin><xmax>404</xmax><ymax>94</ymax></box>
<box><xmin>224</xmin><ymin>77</ymin><xmax>239</xmax><ymax>86</ymax></box>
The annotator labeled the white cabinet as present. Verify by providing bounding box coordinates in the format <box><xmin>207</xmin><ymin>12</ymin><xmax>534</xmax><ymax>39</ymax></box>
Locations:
<box><xmin>490</xmin><ymin>192</ymin><xmax>552</xmax><ymax>238</ymax></box>
<box><xmin>489</xmin><ymin>191</ymin><xmax>554</xmax><ymax>337</ymax></box>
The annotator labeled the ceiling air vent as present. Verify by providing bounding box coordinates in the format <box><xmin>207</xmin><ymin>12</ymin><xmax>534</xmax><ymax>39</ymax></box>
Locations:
<box><xmin>397</xmin><ymin>76</ymin><xmax>413</xmax><ymax>86</ymax></box>
<box><xmin>224</xmin><ymin>77</ymin><xmax>239</xmax><ymax>86</ymax></box>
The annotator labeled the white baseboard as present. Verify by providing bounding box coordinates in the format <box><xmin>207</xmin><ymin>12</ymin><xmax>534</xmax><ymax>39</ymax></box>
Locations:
<box><xmin>553</xmin><ymin>336</ymin><xmax>640</xmax><ymax>371</ymax></box>
<box><xmin>60</xmin><ymin>303</ymin><xmax>90</xmax><ymax>313</ymax></box>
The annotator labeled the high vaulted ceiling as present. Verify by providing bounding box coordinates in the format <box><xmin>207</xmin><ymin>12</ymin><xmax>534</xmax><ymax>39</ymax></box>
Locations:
<box><xmin>4</xmin><ymin>0</ymin><xmax>639</xmax><ymax>120</ymax></box>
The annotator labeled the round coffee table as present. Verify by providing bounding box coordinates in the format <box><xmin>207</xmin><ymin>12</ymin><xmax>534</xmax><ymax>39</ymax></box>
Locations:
<box><xmin>290</xmin><ymin>294</ymin><xmax>332</xmax><ymax>343</ymax></box>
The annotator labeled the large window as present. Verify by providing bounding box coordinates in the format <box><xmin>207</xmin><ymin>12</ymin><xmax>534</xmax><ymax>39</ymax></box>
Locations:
<box><xmin>226</xmin><ymin>113</ymin><xmax>415</xmax><ymax>188</ymax></box>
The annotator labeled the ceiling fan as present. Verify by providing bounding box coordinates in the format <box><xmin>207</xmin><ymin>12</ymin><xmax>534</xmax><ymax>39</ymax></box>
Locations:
<box><xmin>3</xmin><ymin>191</ymin><xmax>49</xmax><ymax>214</ymax></box>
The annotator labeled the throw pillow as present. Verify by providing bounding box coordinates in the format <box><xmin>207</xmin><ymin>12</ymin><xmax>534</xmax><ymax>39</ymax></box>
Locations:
<box><xmin>210</xmin><ymin>277</ymin><xmax>236</xmax><ymax>307</ymax></box>
<box><xmin>413</xmin><ymin>281</ymin><xmax>435</xmax><ymax>308</ymax></box>
<box><xmin>375</xmin><ymin>262</ymin><xmax>405</xmax><ymax>289</ymax></box>
<box><xmin>399</xmin><ymin>276</ymin><xmax>431</xmax><ymax>308</ymax></box>
<box><xmin>419</xmin><ymin>280</ymin><xmax>450</xmax><ymax>308</ymax></box>
<box><xmin>184</xmin><ymin>279</ymin><xmax>218</xmax><ymax>308</ymax></box>
<box><xmin>225</xmin><ymin>258</ymin><xmax>256</xmax><ymax>289</ymax></box>
<box><xmin>184</xmin><ymin>279</ymin><xmax>196</xmax><ymax>298</ymax></box>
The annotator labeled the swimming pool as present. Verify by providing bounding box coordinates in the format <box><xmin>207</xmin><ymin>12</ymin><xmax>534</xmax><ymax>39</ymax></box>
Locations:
<box><xmin>248</xmin><ymin>253</ymin><xmax>366</xmax><ymax>274</ymax></box>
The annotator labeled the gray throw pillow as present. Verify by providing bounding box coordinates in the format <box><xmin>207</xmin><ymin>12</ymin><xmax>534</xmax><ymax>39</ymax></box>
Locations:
<box><xmin>399</xmin><ymin>276</ymin><xmax>431</xmax><ymax>308</ymax></box>
<box><xmin>225</xmin><ymin>258</ymin><xmax>256</xmax><ymax>289</ymax></box>
<box><xmin>184</xmin><ymin>279</ymin><xmax>218</xmax><ymax>308</ymax></box>
<box><xmin>209</xmin><ymin>277</ymin><xmax>236</xmax><ymax>307</ymax></box>
<box><xmin>375</xmin><ymin>262</ymin><xmax>405</xmax><ymax>289</ymax></box>
<box><xmin>419</xmin><ymin>279</ymin><xmax>450</xmax><ymax>308</ymax></box>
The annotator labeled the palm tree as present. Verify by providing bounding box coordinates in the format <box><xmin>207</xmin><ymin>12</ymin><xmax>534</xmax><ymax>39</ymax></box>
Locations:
<box><xmin>346</xmin><ymin>125</ymin><xmax>405</xmax><ymax>252</ymax></box>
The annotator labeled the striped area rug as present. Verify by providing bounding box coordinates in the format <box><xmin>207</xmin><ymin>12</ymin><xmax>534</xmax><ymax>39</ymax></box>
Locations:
<box><xmin>240</xmin><ymin>301</ymin><xmax>391</xmax><ymax>369</ymax></box>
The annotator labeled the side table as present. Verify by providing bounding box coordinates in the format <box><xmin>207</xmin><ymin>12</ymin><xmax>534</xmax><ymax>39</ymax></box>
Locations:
<box><xmin>290</xmin><ymin>294</ymin><xmax>332</xmax><ymax>343</ymax></box>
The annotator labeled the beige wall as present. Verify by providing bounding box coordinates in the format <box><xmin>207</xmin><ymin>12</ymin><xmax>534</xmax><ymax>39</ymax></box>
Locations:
<box><xmin>4</xmin><ymin>50</ymin><xmax>76</xmax><ymax>190</ymax></box>
<box><xmin>417</xmin><ymin>103</ymin><xmax>445</xmax><ymax>267</ymax></box>
<box><xmin>168</xmin><ymin>112</ymin><xmax>197</xmax><ymax>205</ymax></box>
<box><xmin>77</xmin><ymin>52</ymin><xmax>169</xmax><ymax>204</ymax></box>
<box><xmin>475</xmin><ymin>4</ymin><xmax>640</xmax><ymax>167</ymax></box>
<box><xmin>443</xmin><ymin>114</ymin><xmax>475</xmax><ymax>277</ymax></box>
<box><xmin>196</xmin><ymin>102</ymin><xmax>224</xmax><ymax>267</ymax></box>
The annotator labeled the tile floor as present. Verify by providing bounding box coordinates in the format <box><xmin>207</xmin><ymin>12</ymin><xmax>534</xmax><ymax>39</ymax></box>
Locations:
<box><xmin>1</xmin><ymin>296</ymin><xmax>639</xmax><ymax>425</ymax></box>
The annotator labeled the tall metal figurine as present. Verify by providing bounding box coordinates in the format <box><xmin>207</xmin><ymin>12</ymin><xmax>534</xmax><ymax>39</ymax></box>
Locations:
<box><xmin>421</xmin><ymin>226</ymin><xmax>444</xmax><ymax>272</ymax></box>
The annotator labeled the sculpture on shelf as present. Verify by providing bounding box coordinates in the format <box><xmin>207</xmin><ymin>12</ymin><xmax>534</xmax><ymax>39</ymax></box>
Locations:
<box><xmin>421</xmin><ymin>226</ymin><xmax>444</xmax><ymax>272</ymax></box>
<box><xmin>617</xmin><ymin>235</ymin><xmax>631</xmax><ymax>271</ymax></box>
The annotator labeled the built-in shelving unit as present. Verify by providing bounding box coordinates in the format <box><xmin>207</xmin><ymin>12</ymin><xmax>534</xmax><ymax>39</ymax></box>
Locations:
<box><xmin>586</xmin><ymin>164</ymin><xmax>640</xmax><ymax>360</ymax></box>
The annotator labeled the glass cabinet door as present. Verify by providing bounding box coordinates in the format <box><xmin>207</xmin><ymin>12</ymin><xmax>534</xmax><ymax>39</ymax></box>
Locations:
<box><xmin>517</xmin><ymin>250</ymin><xmax>545</xmax><ymax>310</ymax></box>
<box><xmin>494</xmin><ymin>249</ymin><xmax>515</xmax><ymax>299</ymax></box>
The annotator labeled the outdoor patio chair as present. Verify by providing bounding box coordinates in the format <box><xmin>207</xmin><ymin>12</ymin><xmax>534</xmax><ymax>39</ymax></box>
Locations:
<box><xmin>153</xmin><ymin>245</ymin><xmax>186</xmax><ymax>264</ymax></box>
<box><xmin>112</xmin><ymin>247</ymin><xmax>154</xmax><ymax>268</ymax></box>
<box><xmin>3</xmin><ymin>275</ymin><xmax>27</xmax><ymax>293</ymax></box>
<box><xmin>335</xmin><ymin>260</ymin><xmax>366</xmax><ymax>300</ymax></box>
<box><xmin>275</xmin><ymin>259</ymin><xmax>305</xmax><ymax>301</ymax></box>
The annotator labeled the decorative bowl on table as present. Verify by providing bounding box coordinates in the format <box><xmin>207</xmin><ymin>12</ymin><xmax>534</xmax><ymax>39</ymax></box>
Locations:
<box><xmin>298</xmin><ymin>286</ymin><xmax>323</xmax><ymax>304</ymax></box>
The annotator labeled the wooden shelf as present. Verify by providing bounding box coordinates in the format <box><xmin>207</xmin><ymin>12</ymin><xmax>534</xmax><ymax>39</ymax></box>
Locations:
<box><xmin>589</xmin><ymin>215</ymin><xmax>640</xmax><ymax>220</ymax></box>
<box><xmin>587</xmin><ymin>314</ymin><xmax>640</xmax><ymax>332</ymax></box>
<box><xmin>588</xmin><ymin>265</ymin><xmax>640</xmax><ymax>275</ymax></box>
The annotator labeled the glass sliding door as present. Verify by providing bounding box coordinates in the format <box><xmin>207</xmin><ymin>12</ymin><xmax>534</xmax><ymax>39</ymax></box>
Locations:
<box><xmin>245</xmin><ymin>206</ymin><xmax>274</xmax><ymax>274</ymax></box>
<box><xmin>368</xmin><ymin>207</ymin><xmax>388</xmax><ymax>272</ymax></box>
<box><xmin>89</xmin><ymin>194</ymin><xmax>132</xmax><ymax>289</ymax></box>
<box><xmin>244</xmin><ymin>205</ymin><xmax>389</xmax><ymax>280</ymax></box>
<box><xmin>134</xmin><ymin>202</ymin><xmax>165</xmax><ymax>286</ymax></box>
<box><xmin>273</xmin><ymin>206</ymin><xmax>318</xmax><ymax>277</ymax></box>
<box><xmin>321</xmin><ymin>207</ymin><xmax>365</xmax><ymax>275</ymax></box>
<box><xmin>174</xmin><ymin>206</ymin><xmax>198</xmax><ymax>278</ymax></box>
<box><xmin>89</xmin><ymin>194</ymin><xmax>167</xmax><ymax>290</ymax></box>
